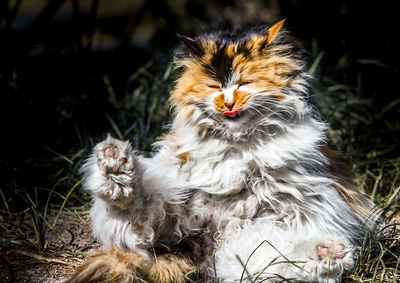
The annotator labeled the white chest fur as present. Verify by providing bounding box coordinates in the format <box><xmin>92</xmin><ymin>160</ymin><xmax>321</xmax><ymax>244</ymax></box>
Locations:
<box><xmin>181</xmin><ymin>139</ymin><xmax>249</xmax><ymax>195</ymax></box>
<box><xmin>166</xmin><ymin>119</ymin><xmax>326</xmax><ymax>194</ymax></box>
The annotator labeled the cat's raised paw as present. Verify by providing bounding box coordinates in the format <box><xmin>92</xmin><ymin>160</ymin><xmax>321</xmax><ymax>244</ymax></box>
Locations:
<box><xmin>92</xmin><ymin>136</ymin><xmax>137</xmax><ymax>209</ymax></box>
<box><xmin>95</xmin><ymin>136</ymin><xmax>133</xmax><ymax>176</ymax></box>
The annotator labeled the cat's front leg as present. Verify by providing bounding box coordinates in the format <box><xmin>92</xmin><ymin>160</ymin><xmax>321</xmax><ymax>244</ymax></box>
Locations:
<box><xmin>83</xmin><ymin>135</ymin><xmax>138</xmax><ymax>209</ymax></box>
<box><xmin>288</xmin><ymin>235</ymin><xmax>354</xmax><ymax>283</ymax></box>
<box><xmin>214</xmin><ymin>225</ymin><xmax>355</xmax><ymax>282</ymax></box>
<box><xmin>311</xmin><ymin>237</ymin><xmax>354</xmax><ymax>282</ymax></box>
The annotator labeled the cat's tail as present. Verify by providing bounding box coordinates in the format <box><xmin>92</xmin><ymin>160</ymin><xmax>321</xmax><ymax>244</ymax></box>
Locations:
<box><xmin>67</xmin><ymin>246</ymin><xmax>195</xmax><ymax>283</ymax></box>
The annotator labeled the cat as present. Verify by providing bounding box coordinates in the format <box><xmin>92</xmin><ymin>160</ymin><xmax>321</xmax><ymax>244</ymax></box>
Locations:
<box><xmin>69</xmin><ymin>20</ymin><xmax>377</xmax><ymax>283</ymax></box>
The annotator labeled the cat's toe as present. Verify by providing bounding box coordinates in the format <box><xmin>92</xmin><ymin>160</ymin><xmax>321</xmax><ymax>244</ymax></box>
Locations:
<box><xmin>104</xmin><ymin>145</ymin><xmax>119</xmax><ymax>159</ymax></box>
<box><xmin>316</xmin><ymin>245</ymin><xmax>329</xmax><ymax>258</ymax></box>
<box><xmin>333</xmin><ymin>244</ymin><xmax>346</xmax><ymax>259</ymax></box>
<box><xmin>316</xmin><ymin>239</ymin><xmax>350</xmax><ymax>260</ymax></box>
<box><xmin>95</xmin><ymin>136</ymin><xmax>133</xmax><ymax>176</ymax></box>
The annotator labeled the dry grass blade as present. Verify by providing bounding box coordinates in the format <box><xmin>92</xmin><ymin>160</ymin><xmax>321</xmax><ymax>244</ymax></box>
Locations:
<box><xmin>309</xmin><ymin>50</ymin><xmax>325</xmax><ymax>74</ymax></box>
<box><xmin>51</xmin><ymin>180</ymin><xmax>82</xmax><ymax>229</ymax></box>
<box><xmin>105</xmin><ymin>113</ymin><xmax>124</xmax><ymax>140</ymax></box>
<box><xmin>41</xmin><ymin>144</ymin><xmax>74</xmax><ymax>165</ymax></box>
<box><xmin>11</xmin><ymin>248</ymin><xmax>72</xmax><ymax>265</ymax></box>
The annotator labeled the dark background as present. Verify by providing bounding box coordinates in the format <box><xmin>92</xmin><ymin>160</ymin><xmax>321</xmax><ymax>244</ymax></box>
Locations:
<box><xmin>1</xmin><ymin>0</ymin><xmax>399</xmax><ymax>281</ymax></box>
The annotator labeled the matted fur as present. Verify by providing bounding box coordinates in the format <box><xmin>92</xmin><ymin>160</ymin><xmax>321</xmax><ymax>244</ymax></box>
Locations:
<box><xmin>74</xmin><ymin>21</ymin><xmax>378</xmax><ymax>282</ymax></box>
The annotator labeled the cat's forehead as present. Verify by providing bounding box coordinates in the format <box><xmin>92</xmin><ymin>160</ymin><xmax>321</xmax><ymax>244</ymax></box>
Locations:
<box><xmin>175</xmin><ymin>21</ymin><xmax>292</xmax><ymax>87</ymax></box>
<box><xmin>197</xmin><ymin>30</ymin><xmax>268</xmax><ymax>87</ymax></box>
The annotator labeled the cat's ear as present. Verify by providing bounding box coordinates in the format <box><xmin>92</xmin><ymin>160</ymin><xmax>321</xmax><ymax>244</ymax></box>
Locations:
<box><xmin>267</xmin><ymin>19</ymin><xmax>286</xmax><ymax>43</ymax></box>
<box><xmin>177</xmin><ymin>34</ymin><xmax>202</xmax><ymax>56</ymax></box>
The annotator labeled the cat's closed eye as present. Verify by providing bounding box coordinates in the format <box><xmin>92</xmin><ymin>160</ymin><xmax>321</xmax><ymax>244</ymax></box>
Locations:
<box><xmin>208</xmin><ymin>85</ymin><xmax>221</xmax><ymax>89</ymax></box>
<box><xmin>238</xmin><ymin>81</ymin><xmax>252</xmax><ymax>88</ymax></box>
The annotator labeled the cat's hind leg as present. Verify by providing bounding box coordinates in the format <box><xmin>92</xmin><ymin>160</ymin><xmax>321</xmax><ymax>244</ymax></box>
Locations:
<box><xmin>299</xmin><ymin>236</ymin><xmax>354</xmax><ymax>283</ymax></box>
<box><xmin>273</xmin><ymin>235</ymin><xmax>354</xmax><ymax>282</ymax></box>
<box><xmin>67</xmin><ymin>247</ymin><xmax>195</xmax><ymax>283</ymax></box>
<box><xmin>83</xmin><ymin>135</ymin><xmax>138</xmax><ymax>209</ymax></box>
<box><xmin>215</xmin><ymin>224</ymin><xmax>355</xmax><ymax>283</ymax></box>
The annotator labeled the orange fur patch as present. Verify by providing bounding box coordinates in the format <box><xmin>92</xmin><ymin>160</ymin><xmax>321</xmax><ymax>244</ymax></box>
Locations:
<box><xmin>235</xmin><ymin>90</ymin><xmax>251</xmax><ymax>108</ymax></box>
<box><xmin>201</xmin><ymin>40</ymin><xmax>217</xmax><ymax>64</ymax></box>
<box><xmin>150</xmin><ymin>254</ymin><xmax>194</xmax><ymax>283</ymax></box>
<box><xmin>171</xmin><ymin>62</ymin><xmax>219</xmax><ymax>109</ymax></box>
<box><xmin>155</xmin><ymin>134</ymin><xmax>191</xmax><ymax>166</ymax></box>
<box><xmin>212</xmin><ymin>89</ymin><xmax>251</xmax><ymax>113</ymax></box>
<box><xmin>267</xmin><ymin>19</ymin><xmax>285</xmax><ymax>43</ymax></box>
<box><xmin>177</xmin><ymin>151</ymin><xmax>190</xmax><ymax>164</ymax></box>
<box><xmin>67</xmin><ymin>247</ymin><xmax>150</xmax><ymax>283</ymax></box>
<box><xmin>246</xmin><ymin>35</ymin><xmax>267</xmax><ymax>52</ymax></box>
<box><xmin>213</xmin><ymin>93</ymin><xmax>226</xmax><ymax>112</ymax></box>
<box><xmin>174</xmin><ymin>105</ymin><xmax>196</xmax><ymax>125</ymax></box>
<box><xmin>68</xmin><ymin>247</ymin><xmax>194</xmax><ymax>283</ymax></box>
<box><xmin>225</xmin><ymin>44</ymin><xmax>237</xmax><ymax>58</ymax></box>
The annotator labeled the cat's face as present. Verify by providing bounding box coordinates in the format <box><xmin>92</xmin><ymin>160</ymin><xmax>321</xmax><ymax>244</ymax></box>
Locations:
<box><xmin>172</xmin><ymin>20</ymin><xmax>308</xmax><ymax>134</ymax></box>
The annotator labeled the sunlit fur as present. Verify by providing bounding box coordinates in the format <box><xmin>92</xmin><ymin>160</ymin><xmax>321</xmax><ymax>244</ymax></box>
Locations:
<box><xmin>68</xmin><ymin>246</ymin><xmax>193</xmax><ymax>283</ymax></box>
<box><xmin>75</xmin><ymin>21</ymin><xmax>377</xmax><ymax>282</ymax></box>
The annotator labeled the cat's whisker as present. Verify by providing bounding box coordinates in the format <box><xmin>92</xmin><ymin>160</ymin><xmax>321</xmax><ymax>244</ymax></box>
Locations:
<box><xmin>246</xmin><ymin>105</ymin><xmax>265</xmax><ymax>116</ymax></box>
<box><xmin>247</xmin><ymin>102</ymin><xmax>280</xmax><ymax>116</ymax></box>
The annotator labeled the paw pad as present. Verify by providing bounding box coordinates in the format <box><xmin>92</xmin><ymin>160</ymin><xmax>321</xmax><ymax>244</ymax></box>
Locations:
<box><xmin>95</xmin><ymin>137</ymin><xmax>133</xmax><ymax>176</ymax></box>
<box><xmin>316</xmin><ymin>240</ymin><xmax>347</xmax><ymax>259</ymax></box>
<box><xmin>104</xmin><ymin>146</ymin><xmax>119</xmax><ymax>159</ymax></box>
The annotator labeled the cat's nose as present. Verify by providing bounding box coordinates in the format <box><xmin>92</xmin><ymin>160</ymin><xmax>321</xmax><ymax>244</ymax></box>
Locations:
<box><xmin>224</xmin><ymin>101</ymin><xmax>235</xmax><ymax>110</ymax></box>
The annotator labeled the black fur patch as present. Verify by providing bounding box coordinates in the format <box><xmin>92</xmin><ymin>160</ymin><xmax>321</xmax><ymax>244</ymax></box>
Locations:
<box><xmin>205</xmin><ymin>47</ymin><xmax>234</xmax><ymax>87</ymax></box>
<box><xmin>181</xmin><ymin>220</ymin><xmax>217</xmax><ymax>283</ymax></box>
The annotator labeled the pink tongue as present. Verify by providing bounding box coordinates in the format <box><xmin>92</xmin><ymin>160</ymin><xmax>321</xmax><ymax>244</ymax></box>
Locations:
<box><xmin>223</xmin><ymin>109</ymin><xmax>240</xmax><ymax>118</ymax></box>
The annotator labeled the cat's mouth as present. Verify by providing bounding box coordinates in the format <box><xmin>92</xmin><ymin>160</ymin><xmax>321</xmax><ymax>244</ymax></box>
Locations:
<box><xmin>212</xmin><ymin>110</ymin><xmax>243</xmax><ymax>128</ymax></box>
<box><xmin>223</xmin><ymin>109</ymin><xmax>242</xmax><ymax>120</ymax></box>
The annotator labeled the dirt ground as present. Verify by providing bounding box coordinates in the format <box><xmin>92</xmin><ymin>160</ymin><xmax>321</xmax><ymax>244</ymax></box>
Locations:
<box><xmin>0</xmin><ymin>208</ymin><xmax>101</xmax><ymax>282</ymax></box>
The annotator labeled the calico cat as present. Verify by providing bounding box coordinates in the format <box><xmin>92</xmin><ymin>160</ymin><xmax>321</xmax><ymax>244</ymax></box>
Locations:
<box><xmin>69</xmin><ymin>20</ymin><xmax>376</xmax><ymax>282</ymax></box>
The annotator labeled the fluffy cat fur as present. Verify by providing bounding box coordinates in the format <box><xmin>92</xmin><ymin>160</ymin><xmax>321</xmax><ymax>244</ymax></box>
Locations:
<box><xmin>70</xmin><ymin>20</ymin><xmax>377</xmax><ymax>283</ymax></box>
